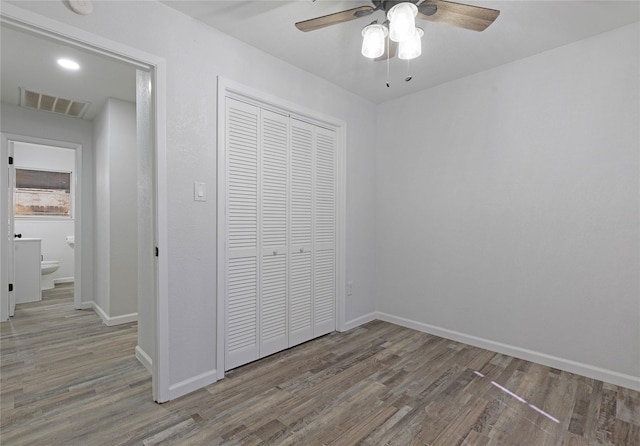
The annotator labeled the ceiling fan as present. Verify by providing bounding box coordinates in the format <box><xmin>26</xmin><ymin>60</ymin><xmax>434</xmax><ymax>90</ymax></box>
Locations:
<box><xmin>296</xmin><ymin>0</ymin><xmax>500</xmax><ymax>33</ymax></box>
<box><xmin>295</xmin><ymin>1</ymin><xmax>500</xmax><ymax>61</ymax></box>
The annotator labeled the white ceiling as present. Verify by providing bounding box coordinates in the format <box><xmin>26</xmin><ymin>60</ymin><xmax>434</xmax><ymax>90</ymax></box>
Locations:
<box><xmin>0</xmin><ymin>1</ymin><xmax>637</xmax><ymax>116</ymax></box>
<box><xmin>0</xmin><ymin>24</ymin><xmax>136</xmax><ymax>120</ymax></box>
<box><xmin>162</xmin><ymin>0</ymin><xmax>640</xmax><ymax>103</ymax></box>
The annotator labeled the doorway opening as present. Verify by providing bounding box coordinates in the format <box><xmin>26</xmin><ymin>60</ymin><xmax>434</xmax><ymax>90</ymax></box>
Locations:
<box><xmin>8</xmin><ymin>140</ymin><xmax>80</xmax><ymax>315</ymax></box>
<box><xmin>0</xmin><ymin>8</ymin><xmax>168</xmax><ymax>402</ymax></box>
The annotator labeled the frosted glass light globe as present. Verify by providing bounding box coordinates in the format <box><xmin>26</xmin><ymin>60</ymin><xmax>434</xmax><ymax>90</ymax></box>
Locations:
<box><xmin>388</xmin><ymin>2</ymin><xmax>418</xmax><ymax>43</ymax></box>
<box><xmin>398</xmin><ymin>27</ymin><xmax>424</xmax><ymax>60</ymax></box>
<box><xmin>361</xmin><ymin>23</ymin><xmax>388</xmax><ymax>59</ymax></box>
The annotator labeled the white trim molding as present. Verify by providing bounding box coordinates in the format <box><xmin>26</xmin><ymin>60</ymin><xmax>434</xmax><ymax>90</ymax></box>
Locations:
<box><xmin>135</xmin><ymin>345</ymin><xmax>153</xmax><ymax>374</ymax></box>
<box><xmin>375</xmin><ymin>312</ymin><xmax>640</xmax><ymax>392</ymax></box>
<box><xmin>90</xmin><ymin>302</ymin><xmax>138</xmax><ymax>327</ymax></box>
<box><xmin>168</xmin><ymin>369</ymin><xmax>218</xmax><ymax>401</ymax></box>
<box><xmin>343</xmin><ymin>312</ymin><xmax>377</xmax><ymax>332</ymax></box>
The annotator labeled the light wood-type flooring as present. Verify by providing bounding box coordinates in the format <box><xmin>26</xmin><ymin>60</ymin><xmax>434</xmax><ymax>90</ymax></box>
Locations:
<box><xmin>1</xmin><ymin>283</ymin><xmax>638</xmax><ymax>445</ymax></box>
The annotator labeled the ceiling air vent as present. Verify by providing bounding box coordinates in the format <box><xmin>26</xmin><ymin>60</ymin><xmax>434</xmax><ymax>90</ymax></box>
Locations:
<box><xmin>20</xmin><ymin>88</ymin><xmax>90</xmax><ymax>118</ymax></box>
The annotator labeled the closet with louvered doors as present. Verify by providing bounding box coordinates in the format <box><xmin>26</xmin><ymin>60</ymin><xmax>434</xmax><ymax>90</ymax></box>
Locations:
<box><xmin>224</xmin><ymin>97</ymin><xmax>337</xmax><ymax>371</ymax></box>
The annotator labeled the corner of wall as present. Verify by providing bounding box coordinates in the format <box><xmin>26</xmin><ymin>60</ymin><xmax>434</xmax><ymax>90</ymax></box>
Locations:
<box><xmin>90</xmin><ymin>301</ymin><xmax>137</xmax><ymax>326</ymax></box>
<box><xmin>168</xmin><ymin>369</ymin><xmax>218</xmax><ymax>401</ymax></box>
<box><xmin>135</xmin><ymin>345</ymin><xmax>153</xmax><ymax>374</ymax></box>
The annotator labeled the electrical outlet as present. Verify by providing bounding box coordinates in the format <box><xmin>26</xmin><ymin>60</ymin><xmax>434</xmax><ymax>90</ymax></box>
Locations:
<box><xmin>347</xmin><ymin>281</ymin><xmax>353</xmax><ymax>296</ymax></box>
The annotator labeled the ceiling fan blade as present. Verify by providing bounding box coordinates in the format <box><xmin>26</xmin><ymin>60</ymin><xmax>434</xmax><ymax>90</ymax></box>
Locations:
<box><xmin>295</xmin><ymin>5</ymin><xmax>375</xmax><ymax>32</ymax></box>
<box><xmin>374</xmin><ymin>39</ymin><xmax>397</xmax><ymax>62</ymax></box>
<box><xmin>417</xmin><ymin>1</ymin><xmax>500</xmax><ymax>32</ymax></box>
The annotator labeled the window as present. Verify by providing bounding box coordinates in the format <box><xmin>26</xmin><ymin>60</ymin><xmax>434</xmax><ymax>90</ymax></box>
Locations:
<box><xmin>14</xmin><ymin>168</ymin><xmax>72</xmax><ymax>217</ymax></box>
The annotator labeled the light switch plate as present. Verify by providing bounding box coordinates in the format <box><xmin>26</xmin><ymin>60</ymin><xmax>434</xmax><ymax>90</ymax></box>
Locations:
<box><xmin>194</xmin><ymin>182</ymin><xmax>206</xmax><ymax>202</ymax></box>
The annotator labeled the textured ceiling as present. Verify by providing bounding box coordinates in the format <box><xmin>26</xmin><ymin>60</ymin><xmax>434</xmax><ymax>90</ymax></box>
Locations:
<box><xmin>162</xmin><ymin>0</ymin><xmax>640</xmax><ymax>103</ymax></box>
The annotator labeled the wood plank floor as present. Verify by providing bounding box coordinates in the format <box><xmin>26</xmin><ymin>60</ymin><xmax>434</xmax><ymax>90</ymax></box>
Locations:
<box><xmin>1</xmin><ymin>284</ymin><xmax>638</xmax><ymax>445</ymax></box>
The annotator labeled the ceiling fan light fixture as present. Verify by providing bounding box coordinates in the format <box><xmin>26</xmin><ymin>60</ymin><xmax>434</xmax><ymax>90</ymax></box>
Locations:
<box><xmin>387</xmin><ymin>2</ymin><xmax>418</xmax><ymax>43</ymax></box>
<box><xmin>361</xmin><ymin>23</ymin><xmax>388</xmax><ymax>59</ymax></box>
<box><xmin>398</xmin><ymin>27</ymin><xmax>424</xmax><ymax>60</ymax></box>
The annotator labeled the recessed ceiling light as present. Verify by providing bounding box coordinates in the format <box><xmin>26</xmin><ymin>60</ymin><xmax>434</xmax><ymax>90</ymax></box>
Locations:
<box><xmin>57</xmin><ymin>58</ymin><xmax>80</xmax><ymax>70</ymax></box>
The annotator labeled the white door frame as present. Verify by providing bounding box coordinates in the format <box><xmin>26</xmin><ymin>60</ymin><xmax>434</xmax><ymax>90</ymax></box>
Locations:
<box><xmin>7</xmin><ymin>139</ymin><xmax>15</xmax><ymax>317</ymax></box>
<box><xmin>216</xmin><ymin>76</ymin><xmax>347</xmax><ymax>380</ymax></box>
<box><xmin>2</xmin><ymin>135</ymin><xmax>82</xmax><ymax>310</ymax></box>
<box><xmin>0</xmin><ymin>4</ymin><xmax>170</xmax><ymax>402</ymax></box>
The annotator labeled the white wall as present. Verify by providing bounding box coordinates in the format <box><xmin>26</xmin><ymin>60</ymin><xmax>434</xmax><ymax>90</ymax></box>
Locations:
<box><xmin>375</xmin><ymin>23</ymin><xmax>640</xmax><ymax>388</ymax></box>
<box><xmin>7</xmin><ymin>0</ymin><xmax>378</xmax><ymax>393</ymax></box>
<box><xmin>93</xmin><ymin>100</ymin><xmax>110</xmax><ymax>314</ymax></box>
<box><xmin>1</xmin><ymin>103</ymin><xmax>94</xmax><ymax>305</ymax></box>
<box><xmin>93</xmin><ymin>98</ymin><xmax>138</xmax><ymax>320</ymax></box>
<box><xmin>107</xmin><ymin>98</ymin><xmax>138</xmax><ymax>317</ymax></box>
<box><xmin>13</xmin><ymin>142</ymin><xmax>75</xmax><ymax>282</ymax></box>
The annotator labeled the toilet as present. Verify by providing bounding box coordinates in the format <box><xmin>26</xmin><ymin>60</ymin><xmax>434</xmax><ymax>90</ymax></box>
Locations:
<box><xmin>40</xmin><ymin>260</ymin><xmax>60</xmax><ymax>291</ymax></box>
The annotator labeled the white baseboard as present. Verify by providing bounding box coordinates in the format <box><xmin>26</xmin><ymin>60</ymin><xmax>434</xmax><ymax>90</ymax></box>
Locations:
<box><xmin>54</xmin><ymin>277</ymin><xmax>74</xmax><ymax>284</ymax></box>
<box><xmin>375</xmin><ymin>312</ymin><xmax>640</xmax><ymax>392</ymax></box>
<box><xmin>79</xmin><ymin>301</ymin><xmax>93</xmax><ymax>310</ymax></box>
<box><xmin>343</xmin><ymin>312</ymin><xmax>377</xmax><ymax>331</ymax></box>
<box><xmin>168</xmin><ymin>369</ymin><xmax>218</xmax><ymax>400</ymax></box>
<box><xmin>135</xmin><ymin>345</ymin><xmax>153</xmax><ymax>374</ymax></box>
<box><xmin>90</xmin><ymin>302</ymin><xmax>138</xmax><ymax>326</ymax></box>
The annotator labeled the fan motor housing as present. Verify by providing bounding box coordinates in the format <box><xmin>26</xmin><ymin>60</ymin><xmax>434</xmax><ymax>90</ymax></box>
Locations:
<box><xmin>373</xmin><ymin>0</ymin><xmax>437</xmax><ymax>16</ymax></box>
<box><xmin>376</xmin><ymin>0</ymin><xmax>417</xmax><ymax>13</ymax></box>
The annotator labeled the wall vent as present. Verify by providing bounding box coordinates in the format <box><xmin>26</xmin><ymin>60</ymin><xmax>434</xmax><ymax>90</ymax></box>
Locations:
<box><xmin>19</xmin><ymin>88</ymin><xmax>90</xmax><ymax>118</ymax></box>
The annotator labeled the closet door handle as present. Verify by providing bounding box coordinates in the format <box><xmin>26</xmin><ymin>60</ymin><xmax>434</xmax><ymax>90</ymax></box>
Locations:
<box><xmin>299</xmin><ymin>248</ymin><xmax>304</xmax><ymax>253</ymax></box>
<box><xmin>14</xmin><ymin>234</ymin><xmax>22</xmax><ymax>238</ymax></box>
<box><xmin>273</xmin><ymin>250</ymin><xmax>278</xmax><ymax>256</ymax></box>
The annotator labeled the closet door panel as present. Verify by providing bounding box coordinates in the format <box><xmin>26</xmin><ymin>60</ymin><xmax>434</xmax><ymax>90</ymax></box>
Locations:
<box><xmin>289</xmin><ymin>120</ymin><xmax>314</xmax><ymax>345</ymax></box>
<box><xmin>290</xmin><ymin>122</ymin><xmax>313</xmax><ymax>250</ymax></box>
<box><xmin>289</xmin><ymin>250</ymin><xmax>313</xmax><ymax>346</ymax></box>
<box><xmin>259</xmin><ymin>110</ymin><xmax>289</xmax><ymax>357</ymax></box>
<box><xmin>314</xmin><ymin>129</ymin><xmax>336</xmax><ymax>251</ymax></box>
<box><xmin>261</xmin><ymin>111</ymin><xmax>288</xmax><ymax>251</ymax></box>
<box><xmin>227</xmin><ymin>257</ymin><xmax>258</xmax><ymax>369</ymax></box>
<box><xmin>225</xmin><ymin>98</ymin><xmax>260</xmax><ymax>370</ymax></box>
<box><xmin>314</xmin><ymin>249</ymin><xmax>335</xmax><ymax>335</ymax></box>
<box><xmin>313</xmin><ymin>128</ymin><xmax>336</xmax><ymax>335</ymax></box>
<box><xmin>260</xmin><ymin>253</ymin><xmax>287</xmax><ymax>356</ymax></box>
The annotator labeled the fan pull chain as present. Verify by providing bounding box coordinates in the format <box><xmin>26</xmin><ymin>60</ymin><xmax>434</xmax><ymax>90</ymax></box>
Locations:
<box><xmin>386</xmin><ymin>37</ymin><xmax>391</xmax><ymax>88</ymax></box>
<box><xmin>405</xmin><ymin>60</ymin><xmax>412</xmax><ymax>82</ymax></box>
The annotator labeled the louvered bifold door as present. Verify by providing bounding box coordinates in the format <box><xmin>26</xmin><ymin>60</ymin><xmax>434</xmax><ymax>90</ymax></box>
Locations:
<box><xmin>313</xmin><ymin>127</ymin><xmax>336</xmax><ymax>336</ymax></box>
<box><xmin>288</xmin><ymin>119</ymin><xmax>314</xmax><ymax>346</ymax></box>
<box><xmin>259</xmin><ymin>110</ymin><xmax>289</xmax><ymax>357</ymax></box>
<box><xmin>225</xmin><ymin>98</ymin><xmax>260</xmax><ymax>370</ymax></box>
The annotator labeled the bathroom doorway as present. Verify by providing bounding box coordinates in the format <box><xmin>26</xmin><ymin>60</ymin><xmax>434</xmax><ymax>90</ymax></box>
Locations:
<box><xmin>8</xmin><ymin>139</ymin><xmax>80</xmax><ymax>313</ymax></box>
